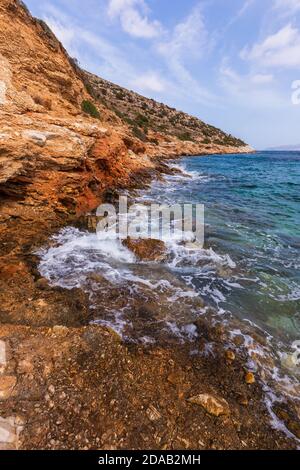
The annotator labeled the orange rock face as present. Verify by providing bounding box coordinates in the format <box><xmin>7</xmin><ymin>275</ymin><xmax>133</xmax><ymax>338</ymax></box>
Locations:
<box><xmin>0</xmin><ymin>0</ymin><xmax>253</xmax><ymax>237</ymax></box>
<box><xmin>0</xmin><ymin>1</ymin><xmax>157</xmax><ymax>227</ymax></box>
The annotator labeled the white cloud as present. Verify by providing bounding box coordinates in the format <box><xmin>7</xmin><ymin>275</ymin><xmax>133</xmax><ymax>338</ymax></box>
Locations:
<box><xmin>42</xmin><ymin>5</ymin><xmax>138</xmax><ymax>87</ymax></box>
<box><xmin>157</xmin><ymin>5</ymin><xmax>216</xmax><ymax>105</ymax></box>
<box><xmin>44</xmin><ymin>16</ymin><xmax>78</xmax><ymax>56</ymax></box>
<box><xmin>219</xmin><ymin>61</ymin><xmax>285</xmax><ymax>109</ymax></box>
<box><xmin>158</xmin><ymin>5</ymin><xmax>207</xmax><ymax>60</ymax></box>
<box><xmin>273</xmin><ymin>0</ymin><xmax>300</xmax><ymax>15</ymax></box>
<box><xmin>107</xmin><ymin>0</ymin><xmax>162</xmax><ymax>38</ymax></box>
<box><xmin>241</xmin><ymin>24</ymin><xmax>300</xmax><ymax>68</ymax></box>
<box><xmin>251</xmin><ymin>73</ymin><xmax>274</xmax><ymax>84</ymax></box>
<box><xmin>227</xmin><ymin>0</ymin><xmax>256</xmax><ymax>27</ymax></box>
<box><xmin>131</xmin><ymin>72</ymin><xmax>165</xmax><ymax>93</ymax></box>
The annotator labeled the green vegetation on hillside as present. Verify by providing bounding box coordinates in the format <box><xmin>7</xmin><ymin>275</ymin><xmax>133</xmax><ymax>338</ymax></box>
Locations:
<box><xmin>81</xmin><ymin>100</ymin><xmax>100</xmax><ymax>119</ymax></box>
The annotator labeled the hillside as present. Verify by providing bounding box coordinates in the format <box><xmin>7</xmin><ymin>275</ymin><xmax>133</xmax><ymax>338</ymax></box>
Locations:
<box><xmin>84</xmin><ymin>71</ymin><xmax>247</xmax><ymax>151</ymax></box>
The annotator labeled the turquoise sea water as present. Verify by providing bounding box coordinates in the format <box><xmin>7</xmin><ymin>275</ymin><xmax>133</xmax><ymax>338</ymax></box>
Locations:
<box><xmin>38</xmin><ymin>150</ymin><xmax>300</xmax><ymax>437</ymax></box>
<box><xmin>149</xmin><ymin>151</ymin><xmax>300</xmax><ymax>343</ymax></box>
<box><xmin>39</xmin><ymin>151</ymin><xmax>300</xmax><ymax>346</ymax></box>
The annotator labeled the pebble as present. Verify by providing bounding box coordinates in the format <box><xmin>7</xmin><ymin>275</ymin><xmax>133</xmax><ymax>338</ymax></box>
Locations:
<box><xmin>187</xmin><ymin>393</ymin><xmax>230</xmax><ymax>417</ymax></box>
<box><xmin>245</xmin><ymin>372</ymin><xmax>255</xmax><ymax>384</ymax></box>
<box><xmin>146</xmin><ymin>405</ymin><xmax>161</xmax><ymax>422</ymax></box>
<box><xmin>0</xmin><ymin>418</ymin><xmax>16</xmax><ymax>444</ymax></box>
<box><xmin>225</xmin><ymin>350</ymin><xmax>236</xmax><ymax>362</ymax></box>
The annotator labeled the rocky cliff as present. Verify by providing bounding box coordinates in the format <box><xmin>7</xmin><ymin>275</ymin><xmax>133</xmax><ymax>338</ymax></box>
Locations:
<box><xmin>0</xmin><ymin>0</ymin><xmax>252</xmax><ymax>225</ymax></box>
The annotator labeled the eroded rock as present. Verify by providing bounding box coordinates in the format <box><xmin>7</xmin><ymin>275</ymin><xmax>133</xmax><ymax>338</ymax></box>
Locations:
<box><xmin>122</xmin><ymin>237</ymin><xmax>166</xmax><ymax>262</ymax></box>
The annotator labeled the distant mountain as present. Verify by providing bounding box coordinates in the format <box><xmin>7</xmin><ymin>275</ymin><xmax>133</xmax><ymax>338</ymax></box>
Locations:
<box><xmin>266</xmin><ymin>144</ymin><xmax>300</xmax><ymax>151</ymax></box>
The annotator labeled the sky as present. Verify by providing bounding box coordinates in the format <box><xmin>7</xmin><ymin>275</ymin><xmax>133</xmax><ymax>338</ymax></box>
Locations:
<box><xmin>23</xmin><ymin>0</ymin><xmax>300</xmax><ymax>149</ymax></box>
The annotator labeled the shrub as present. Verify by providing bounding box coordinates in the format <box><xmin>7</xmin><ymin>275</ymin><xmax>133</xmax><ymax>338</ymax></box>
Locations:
<box><xmin>177</xmin><ymin>132</ymin><xmax>193</xmax><ymax>142</ymax></box>
<box><xmin>115</xmin><ymin>91</ymin><xmax>126</xmax><ymax>100</ymax></box>
<box><xmin>84</xmin><ymin>82</ymin><xmax>95</xmax><ymax>98</ymax></box>
<box><xmin>132</xmin><ymin>126</ymin><xmax>148</xmax><ymax>142</ymax></box>
<box><xmin>81</xmin><ymin>100</ymin><xmax>100</xmax><ymax>119</ymax></box>
<box><xmin>135</xmin><ymin>113</ymin><xmax>149</xmax><ymax>127</ymax></box>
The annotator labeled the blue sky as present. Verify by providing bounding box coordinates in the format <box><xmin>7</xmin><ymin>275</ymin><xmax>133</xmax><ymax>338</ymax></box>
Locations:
<box><xmin>24</xmin><ymin>0</ymin><xmax>300</xmax><ymax>148</ymax></box>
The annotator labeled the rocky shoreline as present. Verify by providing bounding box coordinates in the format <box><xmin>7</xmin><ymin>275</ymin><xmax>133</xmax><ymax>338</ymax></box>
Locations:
<box><xmin>1</xmin><ymin>0</ymin><xmax>298</xmax><ymax>451</ymax></box>
<box><xmin>1</xmin><ymin>161</ymin><xmax>299</xmax><ymax>450</ymax></box>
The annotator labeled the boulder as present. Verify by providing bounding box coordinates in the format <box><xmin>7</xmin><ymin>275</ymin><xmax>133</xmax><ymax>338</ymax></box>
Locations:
<box><xmin>122</xmin><ymin>237</ymin><xmax>166</xmax><ymax>262</ymax></box>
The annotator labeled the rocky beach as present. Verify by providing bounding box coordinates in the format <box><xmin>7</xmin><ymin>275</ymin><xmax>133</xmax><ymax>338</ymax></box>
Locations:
<box><xmin>0</xmin><ymin>0</ymin><xmax>299</xmax><ymax>451</ymax></box>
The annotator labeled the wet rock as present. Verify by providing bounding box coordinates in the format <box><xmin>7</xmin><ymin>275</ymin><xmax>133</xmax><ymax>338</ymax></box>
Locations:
<box><xmin>232</xmin><ymin>335</ymin><xmax>244</xmax><ymax>348</ymax></box>
<box><xmin>85</xmin><ymin>215</ymin><xmax>103</xmax><ymax>232</ymax></box>
<box><xmin>245</xmin><ymin>372</ymin><xmax>255</xmax><ymax>385</ymax></box>
<box><xmin>236</xmin><ymin>392</ymin><xmax>249</xmax><ymax>407</ymax></box>
<box><xmin>225</xmin><ymin>350</ymin><xmax>236</xmax><ymax>362</ymax></box>
<box><xmin>274</xmin><ymin>405</ymin><xmax>300</xmax><ymax>439</ymax></box>
<box><xmin>122</xmin><ymin>237</ymin><xmax>166</xmax><ymax>262</ymax></box>
<box><xmin>0</xmin><ymin>376</ymin><xmax>17</xmax><ymax>399</ymax></box>
<box><xmin>287</xmin><ymin>420</ymin><xmax>300</xmax><ymax>439</ymax></box>
<box><xmin>87</xmin><ymin>273</ymin><xmax>108</xmax><ymax>284</ymax></box>
<box><xmin>35</xmin><ymin>278</ymin><xmax>50</xmax><ymax>290</ymax></box>
<box><xmin>187</xmin><ymin>393</ymin><xmax>230</xmax><ymax>417</ymax></box>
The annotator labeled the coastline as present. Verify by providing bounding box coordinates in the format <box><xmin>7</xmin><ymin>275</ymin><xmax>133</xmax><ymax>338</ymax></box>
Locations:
<box><xmin>0</xmin><ymin>154</ymin><xmax>299</xmax><ymax>450</ymax></box>
<box><xmin>1</xmin><ymin>0</ymin><xmax>294</xmax><ymax>451</ymax></box>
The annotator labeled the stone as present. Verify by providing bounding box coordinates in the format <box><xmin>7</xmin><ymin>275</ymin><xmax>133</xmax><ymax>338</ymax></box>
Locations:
<box><xmin>237</xmin><ymin>395</ymin><xmax>249</xmax><ymax>407</ymax></box>
<box><xmin>122</xmin><ymin>237</ymin><xmax>166</xmax><ymax>262</ymax></box>
<box><xmin>287</xmin><ymin>420</ymin><xmax>300</xmax><ymax>439</ymax></box>
<box><xmin>146</xmin><ymin>405</ymin><xmax>161</xmax><ymax>422</ymax></box>
<box><xmin>22</xmin><ymin>130</ymin><xmax>48</xmax><ymax>146</ymax></box>
<box><xmin>52</xmin><ymin>326</ymin><xmax>69</xmax><ymax>337</ymax></box>
<box><xmin>225</xmin><ymin>350</ymin><xmax>236</xmax><ymax>362</ymax></box>
<box><xmin>0</xmin><ymin>340</ymin><xmax>6</xmax><ymax>373</ymax></box>
<box><xmin>245</xmin><ymin>372</ymin><xmax>255</xmax><ymax>385</ymax></box>
<box><xmin>233</xmin><ymin>335</ymin><xmax>244</xmax><ymax>348</ymax></box>
<box><xmin>0</xmin><ymin>418</ymin><xmax>16</xmax><ymax>444</ymax></box>
<box><xmin>0</xmin><ymin>376</ymin><xmax>17</xmax><ymax>400</ymax></box>
<box><xmin>187</xmin><ymin>394</ymin><xmax>230</xmax><ymax>417</ymax></box>
<box><xmin>35</xmin><ymin>278</ymin><xmax>49</xmax><ymax>290</ymax></box>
